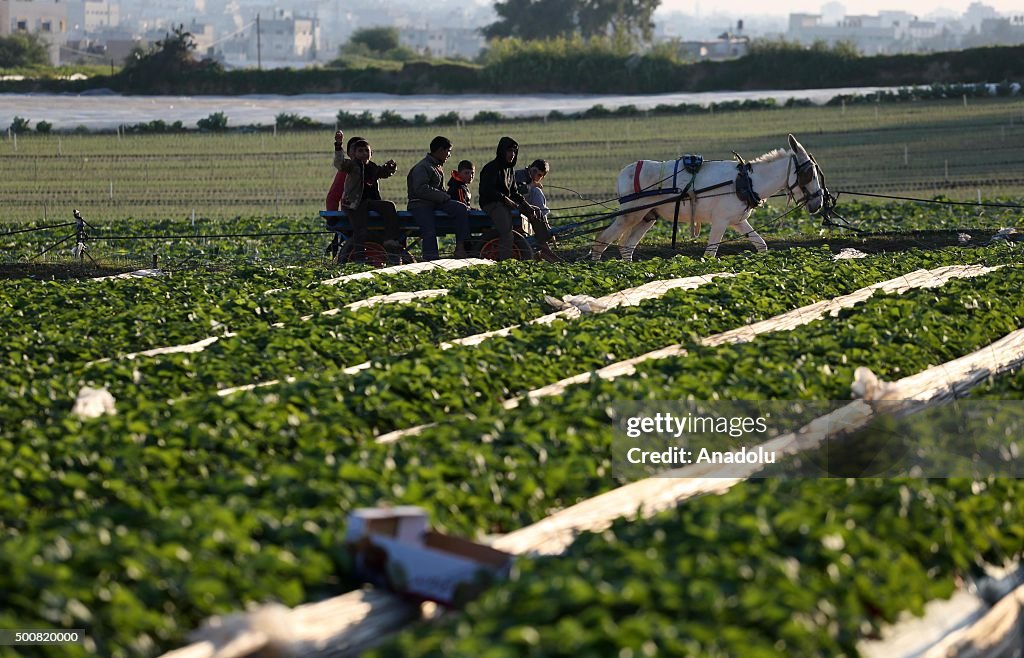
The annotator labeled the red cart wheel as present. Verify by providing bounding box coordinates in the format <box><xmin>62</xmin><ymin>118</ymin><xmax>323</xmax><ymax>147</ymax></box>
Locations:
<box><xmin>347</xmin><ymin>242</ymin><xmax>416</xmax><ymax>266</ymax></box>
<box><xmin>479</xmin><ymin>232</ymin><xmax>535</xmax><ymax>261</ymax></box>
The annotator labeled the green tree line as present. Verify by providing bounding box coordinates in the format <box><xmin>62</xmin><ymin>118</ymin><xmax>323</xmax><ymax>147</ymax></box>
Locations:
<box><xmin>3</xmin><ymin>37</ymin><xmax>1023</xmax><ymax>95</ymax></box>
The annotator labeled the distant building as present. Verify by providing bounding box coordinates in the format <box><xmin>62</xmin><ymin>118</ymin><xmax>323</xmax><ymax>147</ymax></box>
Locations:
<box><xmin>787</xmin><ymin>13</ymin><xmax>897</xmax><ymax>54</ymax></box>
<box><xmin>678</xmin><ymin>33</ymin><xmax>749</xmax><ymax>61</ymax></box>
<box><xmin>907</xmin><ymin>19</ymin><xmax>939</xmax><ymax>41</ymax></box>
<box><xmin>186</xmin><ymin>19</ymin><xmax>214</xmax><ymax>57</ymax></box>
<box><xmin>821</xmin><ymin>2</ymin><xmax>845</xmax><ymax>26</ymax></box>
<box><xmin>258</xmin><ymin>10</ymin><xmax>318</xmax><ymax>60</ymax></box>
<box><xmin>968</xmin><ymin>15</ymin><xmax>1024</xmax><ymax>47</ymax></box>
<box><xmin>0</xmin><ymin>0</ymin><xmax>68</xmax><ymax>64</ymax></box>
<box><xmin>789</xmin><ymin>2</ymin><xmax>1022</xmax><ymax>54</ymax></box>
<box><xmin>103</xmin><ymin>35</ymin><xmax>144</xmax><ymax>62</ymax></box>
<box><xmin>67</xmin><ymin>0</ymin><xmax>119</xmax><ymax>34</ymax></box>
<box><xmin>672</xmin><ymin>19</ymin><xmax>749</xmax><ymax>61</ymax></box>
<box><xmin>878</xmin><ymin>10</ymin><xmax>915</xmax><ymax>38</ymax></box>
<box><xmin>220</xmin><ymin>9</ymin><xmax>320</xmax><ymax>68</ymax></box>
<box><xmin>400</xmin><ymin>26</ymin><xmax>485</xmax><ymax>60</ymax></box>
<box><xmin>962</xmin><ymin>1</ymin><xmax>999</xmax><ymax>30</ymax></box>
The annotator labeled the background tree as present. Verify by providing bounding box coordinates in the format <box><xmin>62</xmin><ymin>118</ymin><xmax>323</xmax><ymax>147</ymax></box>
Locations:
<box><xmin>482</xmin><ymin>0</ymin><xmax>578</xmax><ymax>40</ymax></box>
<box><xmin>579</xmin><ymin>0</ymin><xmax>660</xmax><ymax>41</ymax></box>
<box><xmin>0</xmin><ymin>33</ymin><xmax>50</xmax><ymax>68</ymax></box>
<box><xmin>121</xmin><ymin>25</ymin><xmax>221</xmax><ymax>80</ymax></box>
<box><xmin>483</xmin><ymin>0</ymin><xmax>661</xmax><ymax>43</ymax></box>
<box><xmin>350</xmin><ymin>27</ymin><xmax>400</xmax><ymax>54</ymax></box>
<box><xmin>337</xmin><ymin>26</ymin><xmax>416</xmax><ymax>61</ymax></box>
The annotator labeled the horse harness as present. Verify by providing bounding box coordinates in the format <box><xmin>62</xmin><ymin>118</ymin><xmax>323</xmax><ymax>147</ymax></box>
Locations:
<box><xmin>620</xmin><ymin>155</ymin><xmax>704</xmax><ymax>204</ymax></box>
<box><xmin>619</xmin><ymin>155</ymin><xmax>733</xmax><ymax>238</ymax></box>
<box><xmin>620</xmin><ymin>149</ymin><xmax>822</xmax><ymax>207</ymax></box>
<box><xmin>785</xmin><ymin>151</ymin><xmax>824</xmax><ymax>208</ymax></box>
<box><xmin>733</xmin><ymin>152</ymin><xmax>761</xmax><ymax>210</ymax></box>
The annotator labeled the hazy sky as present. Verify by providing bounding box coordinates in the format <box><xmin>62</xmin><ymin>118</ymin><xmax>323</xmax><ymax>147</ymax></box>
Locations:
<box><xmin>657</xmin><ymin>0</ymin><xmax>1019</xmax><ymax>16</ymax></box>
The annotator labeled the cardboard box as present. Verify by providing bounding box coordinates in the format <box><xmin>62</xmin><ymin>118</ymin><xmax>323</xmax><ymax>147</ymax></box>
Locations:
<box><xmin>345</xmin><ymin>507</ymin><xmax>513</xmax><ymax>607</ymax></box>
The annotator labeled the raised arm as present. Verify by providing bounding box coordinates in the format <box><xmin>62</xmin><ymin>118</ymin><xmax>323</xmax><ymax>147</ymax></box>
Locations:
<box><xmin>332</xmin><ymin>130</ymin><xmax>357</xmax><ymax>173</ymax></box>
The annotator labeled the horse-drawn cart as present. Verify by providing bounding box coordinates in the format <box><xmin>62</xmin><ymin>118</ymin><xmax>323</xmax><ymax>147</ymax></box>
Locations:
<box><xmin>320</xmin><ymin>209</ymin><xmax>536</xmax><ymax>264</ymax></box>
<box><xmin>320</xmin><ymin>206</ymin><xmax>619</xmax><ymax>265</ymax></box>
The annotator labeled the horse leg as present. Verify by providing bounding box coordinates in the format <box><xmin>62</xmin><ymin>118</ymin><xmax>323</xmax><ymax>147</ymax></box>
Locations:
<box><xmin>620</xmin><ymin>211</ymin><xmax>657</xmax><ymax>262</ymax></box>
<box><xmin>591</xmin><ymin>210</ymin><xmax>638</xmax><ymax>261</ymax></box>
<box><xmin>736</xmin><ymin>218</ymin><xmax>767</xmax><ymax>253</ymax></box>
<box><xmin>591</xmin><ymin>218</ymin><xmax>625</xmax><ymax>261</ymax></box>
<box><xmin>703</xmin><ymin>220</ymin><xmax>729</xmax><ymax>258</ymax></box>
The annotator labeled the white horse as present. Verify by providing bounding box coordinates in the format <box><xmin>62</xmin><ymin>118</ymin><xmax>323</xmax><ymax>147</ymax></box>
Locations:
<box><xmin>591</xmin><ymin>134</ymin><xmax>826</xmax><ymax>260</ymax></box>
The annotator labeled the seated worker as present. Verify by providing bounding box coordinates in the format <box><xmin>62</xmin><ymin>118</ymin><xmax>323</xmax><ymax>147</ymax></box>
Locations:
<box><xmin>407</xmin><ymin>136</ymin><xmax>469</xmax><ymax>261</ymax></box>
<box><xmin>479</xmin><ymin>137</ymin><xmax>556</xmax><ymax>261</ymax></box>
<box><xmin>332</xmin><ymin>130</ymin><xmax>401</xmax><ymax>262</ymax></box>
<box><xmin>447</xmin><ymin>160</ymin><xmax>475</xmax><ymax>208</ymax></box>
<box><xmin>514</xmin><ymin>159</ymin><xmax>552</xmax><ymax>236</ymax></box>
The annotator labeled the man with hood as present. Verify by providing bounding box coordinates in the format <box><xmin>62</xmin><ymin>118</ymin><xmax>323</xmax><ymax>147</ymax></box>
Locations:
<box><xmin>479</xmin><ymin>136</ymin><xmax>555</xmax><ymax>261</ymax></box>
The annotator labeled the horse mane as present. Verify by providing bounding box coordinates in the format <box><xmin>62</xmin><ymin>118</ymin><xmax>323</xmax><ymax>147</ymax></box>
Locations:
<box><xmin>749</xmin><ymin>148</ymin><xmax>788</xmax><ymax>164</ymax></box>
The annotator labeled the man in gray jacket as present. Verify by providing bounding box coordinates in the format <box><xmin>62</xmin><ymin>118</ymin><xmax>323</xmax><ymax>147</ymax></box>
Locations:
<box><xmin>407</xmin><ymin>136</ymin><xmax>469</xmax><ymax>260</ymax></box>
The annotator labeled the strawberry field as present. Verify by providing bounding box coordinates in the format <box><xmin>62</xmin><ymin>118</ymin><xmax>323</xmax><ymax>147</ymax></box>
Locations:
<box><xmin>2</xmin><ymin>222</ymin><xmax>1024</xmax><ymax>656</ymax></box>
<box><xmin>2</xmin><ymin>92</ymin><xmax>1024</xmax><ymax>658</ymax></box>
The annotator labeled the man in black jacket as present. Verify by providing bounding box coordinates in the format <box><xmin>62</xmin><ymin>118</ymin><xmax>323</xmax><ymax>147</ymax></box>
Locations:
<box><xmin>479</xmin><ymin>136</ymin><xmax>554</xmax><ymax>261</ymax></box>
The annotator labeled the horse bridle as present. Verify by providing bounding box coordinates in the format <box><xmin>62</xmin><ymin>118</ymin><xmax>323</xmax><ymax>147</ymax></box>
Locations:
<box><xmin>786</xmin><ymin>152</ymin><xmax>825</xmax><ymax>211</ymax></box>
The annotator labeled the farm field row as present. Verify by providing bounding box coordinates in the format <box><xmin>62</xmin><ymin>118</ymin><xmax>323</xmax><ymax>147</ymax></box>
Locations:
<box><xmin>2</xmin><ymin>245</ymin><xmax>1019</xmax><ymax>434</ymax></box>
<box><xmin>4</xmin><ymin>199</ymin><xmax>1023</xmax><ymax>273</ymax></box>
<box><xmin>2</xmin><ymin>239</ymin><xmax>1024</xmax><ymax>657</ymax></box>
<box><xmin>1</xmin><ymin>98</ymin><xmax>1022</xmax><ymax>225</ymax></box>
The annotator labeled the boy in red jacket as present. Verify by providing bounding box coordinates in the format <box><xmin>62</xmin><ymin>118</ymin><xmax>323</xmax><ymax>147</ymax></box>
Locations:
<box><xmin>447</xmin><ymin>160</ymin><xmax>475</xmax><ymax>208</ymax></box>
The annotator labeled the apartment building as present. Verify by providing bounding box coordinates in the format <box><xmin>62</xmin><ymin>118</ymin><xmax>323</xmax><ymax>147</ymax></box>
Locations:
<box><xmin>1</xmin><ymin>0</ymin><xmax>68</xmax><ymax>64</ymax></box>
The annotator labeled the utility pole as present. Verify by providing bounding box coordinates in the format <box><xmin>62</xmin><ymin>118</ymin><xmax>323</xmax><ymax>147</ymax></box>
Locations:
<box><xmin>256</xmin><ymin>13</ymin><xmax>262</xmax><ymax>71</ymax></box>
